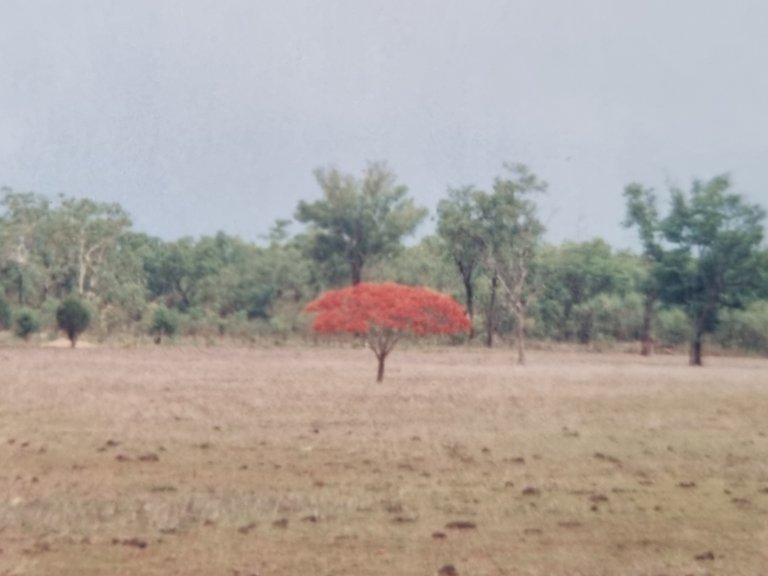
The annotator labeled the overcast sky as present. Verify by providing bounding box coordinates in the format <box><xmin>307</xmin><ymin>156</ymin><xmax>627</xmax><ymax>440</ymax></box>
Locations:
<box><xmin>2</xmin><ymin>0</ymin><xmax>767</xmax><ymax>248</ymax></box>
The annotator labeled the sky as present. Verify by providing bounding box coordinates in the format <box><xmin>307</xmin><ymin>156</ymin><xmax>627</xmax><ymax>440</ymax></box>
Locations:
<box><xmin>2</xmin><ymin>0</ymin><xmax>768</xmax><ymax>249</ymax></box>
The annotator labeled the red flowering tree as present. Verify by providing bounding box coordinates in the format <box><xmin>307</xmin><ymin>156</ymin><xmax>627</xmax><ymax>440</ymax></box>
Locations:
<box><xmin>305</xmin><ymin>282</ymin><xmax>471</xmax><ymax>382</ymax></box>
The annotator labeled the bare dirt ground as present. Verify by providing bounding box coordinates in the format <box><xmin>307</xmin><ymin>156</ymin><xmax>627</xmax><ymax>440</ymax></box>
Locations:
<box><xmin>1</xmin><ymin>344</ymin><xmax>767</xmax><ymax>576</ymax></box>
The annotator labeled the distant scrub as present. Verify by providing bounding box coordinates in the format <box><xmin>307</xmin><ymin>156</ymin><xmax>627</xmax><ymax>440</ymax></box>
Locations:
<box><xmin>14</xmin><ymin>308</ymin><xmax>40</xmax><ymax>340</ymax></box>
<box><xmin>716</xmin><ymin>302</ymin><xmax>768</xmax><ymax>355</ymax></box>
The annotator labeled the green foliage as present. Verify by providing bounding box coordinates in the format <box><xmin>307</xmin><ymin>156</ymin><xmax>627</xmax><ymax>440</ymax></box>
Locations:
<box><xmin>436</xmin><ymin>186</ymin><xmax>487</xmax><ymax>332</ymax></box>
<box><xmin>572</xmin><ymin>293</ymin><xmax>644</xmax><ymax>344</ymax></box>
<box><xmin>533</xmin><ymin>241</ymin><xmax>645</xmax><ymax>341</ymax></box>
<box><xmin>657</xmin><ymin>175</ymin><xmax>765</xmax><ymax>363</ymax></box>
<box><xmin>655</xmin><ymin>308</ymin><xmax>691</xmax><ymax>346</ymax></box>
<box><xmin>716</xmin><ymin>300</ymin><xmax>768</xmax><ymax>354</ymax></box>
<box><xmin>0</xmin><ymin>170</ymin><xmax>765</xmax><ymax>356</ymax></box>
<box><xmin>151</xmin><ymin>305</ymin><xmax>179</xmax><ymax>343</ymax></box>
<box><xmin>0</xmin><ymin>293</ymin><xmax>10</xmax><ymax>329</ymax></box>
<box><xmin>296</xmin><ymin>163</ymin><xmax>427</xmax><ymax>285</ymax></box>
<box><xmin>14</xmin><ymin>308</ymin><xmax>40</xmax><ymax>340</ymax></box>
<box><xmin>56</xmin><ymin>296</ymin><xmax>91</xmax><ymax>347</ymax></box>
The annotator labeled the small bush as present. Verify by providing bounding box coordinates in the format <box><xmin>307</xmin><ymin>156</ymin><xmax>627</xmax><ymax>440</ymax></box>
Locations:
<box><xmin>56</xmin><ymin>296</ymin><xmax>91</xmax><ymax>348</ymax></box>
<box><xmin>716</xmin><ymin>300</ymin><xmax>768</xmax><ymax>354</ymax></box>
<box><xmin>14</xmin><ymin>308</ymin><xmax>40</xmax><ymax>341</ymax></box>
<box><xmin>151</xmin><ymin>305</ymin><xmax>178</xmax><ymax>344</ymax></box>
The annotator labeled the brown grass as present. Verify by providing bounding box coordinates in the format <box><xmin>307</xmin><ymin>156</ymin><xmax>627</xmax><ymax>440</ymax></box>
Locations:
<box><xmin>1</xmin><ymin>344</ymin><xmax>767</xmax><ymax>575</ymax></box>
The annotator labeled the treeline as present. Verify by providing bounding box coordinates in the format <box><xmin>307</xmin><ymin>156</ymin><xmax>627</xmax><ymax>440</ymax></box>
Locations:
<box><xmin>1</xmin><ymin>162</ymin><xmax>766</xmax><ymax>361</ymax></box>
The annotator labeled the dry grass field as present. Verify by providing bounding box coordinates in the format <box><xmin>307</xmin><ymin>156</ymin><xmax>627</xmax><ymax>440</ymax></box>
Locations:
<box><xmin>1</xmin><ymin>344</ymin><xmax>767</xmax><ymax>576</ymax></box>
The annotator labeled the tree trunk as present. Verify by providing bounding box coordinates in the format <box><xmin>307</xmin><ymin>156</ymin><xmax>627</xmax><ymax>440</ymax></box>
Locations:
<box><xmin>18</xmin><ymin>270</ymin><xmax>24</xmax><ymax>306</ymax></box>
<box><xmin>351</xmin><ymin>259</ymin><xmax>363</xmax><ymax>286</ymax></box>
<box><xmin>515</xmin><ymin>307</ymin><xmax>526</xmax><ymax>365</ymax></box>
<box><xmin>640</xmin><ymin>290</ymin><xmax>656</xmax><ymax>356</ymax></box>
<box><xmin>463</xmin><ymin>275</ymin><xmax>474</xmax><ymax>340</ymax></box>
<box><xmin>689</xmin><ymin>322</ymin><xmax>704</xmax><ymax>366</ymax></box>
<box><xmin>485</xmin><ymin>274</ymin><xmax>498</xmax><ymax>348</ymax></box>
<box><xmin>376</xmin><ymin>353</ymin><xmax>386</xmax><ymax>382</ymax></box>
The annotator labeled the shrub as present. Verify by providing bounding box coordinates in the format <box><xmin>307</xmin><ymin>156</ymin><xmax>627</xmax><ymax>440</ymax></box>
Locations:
<box><xmin>150</xmin><ymin>305</ymin><xmax>178</xmax><ymax>344</ymax></box>
<box><xmin>716</xmin><ymin>300</ymin><xmax>768</xmax><ymax>354</ymax></box>
<box><xmin>14</xmin><ymin>308</ymin><xmax>40</xmax><ymax>341</ymax></box>
<box><xmin>56</xmin><ymin>296</ymin><xmax>91</xmax><ymax>348</ymax></box>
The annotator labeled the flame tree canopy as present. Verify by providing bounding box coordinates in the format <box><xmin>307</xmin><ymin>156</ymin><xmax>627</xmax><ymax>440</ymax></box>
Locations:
<box><xmin>305</xmin><ymin>282</ymin><xmax>471</xmax><ymax>382</ymax></box>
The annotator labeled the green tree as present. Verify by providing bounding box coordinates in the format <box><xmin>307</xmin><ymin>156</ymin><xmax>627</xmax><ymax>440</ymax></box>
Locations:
<box><xmin>56</xmin><ymin>296</ymin><xmax>91</xmax><ymax>348</ymax></box>
<box><xmin>46</xmin><ymin>197</ymin><xmax>132</xmax><ymax>298</ymax></box>
<box><xmin>656</xmin><ymin>175</ymin><xmax>765</xmax><ymax>365</ymax></box>
<box><xmin>14</xmin><ymin>308</ymin><xmax>40</xmax><ymax>341</ymax></box>
<box><xmin>0</xmin><ymin>188</ymin><xmax>50</xmax><ymax>306</ymax></box>
<box><xmin>436</xmin><ymin>186</ymin><xmax>486</xmax><ymax>339</ymax></box>
<box><xmin>474</xmin><ymin>164</ymin><xmax>546</xmax><ymax>363</ymax></box>
<box><xmin>624</xmin><ymin>183</ymin><xmax>664</xmax><ymax>355</ymax></box>
<box><xmin>534</xmin><ymin>240</ymin><xmax>643</xmax><ymax>343</ymax></box>
<box><xmin>295</xmin><ymin>163</ymin><xmax>427</xmax><ymax>286</ymax></box>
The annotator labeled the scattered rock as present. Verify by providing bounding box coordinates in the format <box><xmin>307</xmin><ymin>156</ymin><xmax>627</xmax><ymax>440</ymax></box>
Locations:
<box><xmin>150</xmin><ymin>485</ymin><xmax>177</xmax><ymax>493</ymax></box>
<box><xmin>437</xmin><ymin>564</ymin><xmax>458</xmax><ymax>576</ymax></box>
<box><xmin>115</xmin><ymin>454</ymin><xmax>131</xmax><ymax>462</ymax></box>
<box><xmin>432</xmin><ymin>531</ymin><xmax>447</xmax><ymax>539</ymax></box>
<box><xmin>562</xmin><ymin>427</ymin><xmax>580</xmax><ymax>438</ymax></box>
<box><xmin>678</xmin><ymin>481</ymin><xmax>696</xmax><ymax>488</ymax></box>
<box><xmin>238</xmin><ymin>522</ymin><xmax>257</xmax><ymax>535</ymax></box>
<box><xmin>392</xmin><ymin>516</ymin><xmax>418</xmax><ymax>524</ymax></box>
<box><xmin>301</xmin><ymin>515</ymin><xmax>319</xmax><ymax>523</ymax></box>
<box><xmin>445</xmin><ymin>521</ymin><xmax>476</xmax><ymax>530</ymax></box>
<box><xmin>589</xmin><ymin>494</ymin><xmax>609</xmax><ymax>503</ymax></box>
<box><xmin>593</xmin><ymin>452</ymin><xmax>622</xmax><ymax>466</ymax></box>
<box><xmin>504</xmin><ymin>481</ymin><xmax>515</xmax><ymax>488</ymax></box>
<box><xmin>138</xmin><ymin>453</ymin><xmax>159</xmax><ymax>462</ymax></box>
<box><xmin>272</xmin><ymin>518</ymin><xmax>289</xmax><ymax>529</ymax></box>
<box><xmin>113</xmin><ymin>538</ymin><xmax>147</xmax><ymax>549</ymax></box>
<box><xmin>557</xmin><ymin>521</ymin><xmax>582</xmax><ymax>529</ymax></box>
<box><xmin>522</xmin><ymin>486</ymin><xmax>540</xmax><ymax>496</ymax></box>
<box><xmin>731</xmin><ymin>497</ymin><xmax>751</xmax><ymax>508</ymax></box>
<box><xmin>384</xmin><ymin>502</ymin><xmax>404</xmax><ymax>514</ymax></box>
<box><xmin>694</xmin><ymin>550</ymin><xmax>715</xmax><ymax>561</ymax></box>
